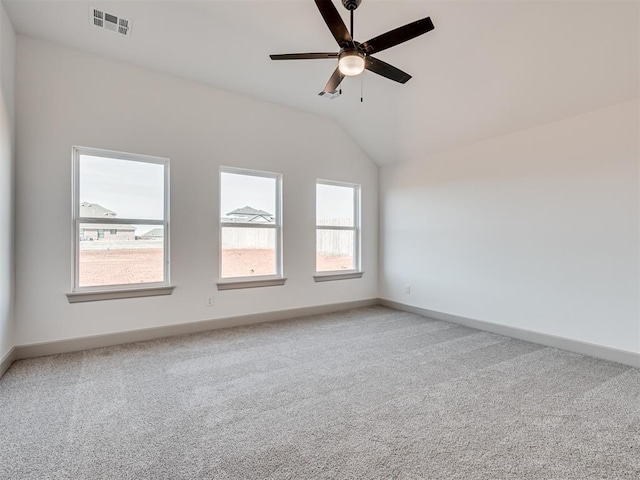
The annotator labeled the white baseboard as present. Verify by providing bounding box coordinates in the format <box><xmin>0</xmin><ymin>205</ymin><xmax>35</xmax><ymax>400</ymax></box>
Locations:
<box><xmin>13</xmin><ymin>298</ymin><xmax>379</xmax><ymax>361</ymax></box>
<box><xmin>0</xmin><ymin>347</ymin><xmax>16</xmax><ymax>379</ymax></box>
<box><xmin>4</xmin><ymin>298</ymin><xmax>637</xmax><ymax>378</ymax></box>
<box><xmin>380</xmin><ymin>299</ymin><xmax>640</xmax><ymax>369</ymax></box>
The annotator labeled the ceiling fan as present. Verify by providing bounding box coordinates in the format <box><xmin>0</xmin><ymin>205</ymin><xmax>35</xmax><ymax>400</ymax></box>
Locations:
<box><xmin>269</xmin><ymin>0</ymin><xmax>434</xmax><ymax>97</ymax></box>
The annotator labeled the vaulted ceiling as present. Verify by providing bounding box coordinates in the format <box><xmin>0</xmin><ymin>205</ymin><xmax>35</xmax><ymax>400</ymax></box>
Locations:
<box><xmin>5</xmin><ymin>0</ymin><xmax>639</xmax><ymax>165</ymax></box>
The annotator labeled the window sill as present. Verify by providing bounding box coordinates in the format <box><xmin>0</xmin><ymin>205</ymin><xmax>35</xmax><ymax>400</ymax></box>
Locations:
<box><xmin>314</xmin><ymin>272</ymin><xmax>364</xmax><ymax>282</ymax></box>
<box><xmin>217</xmin><ymin>278</ymin><xmax>287</xmax><ymax>291</ymax></box>
<box><xmin>66</xmin><ymin>285</ymin><xmax>175</xmax><ymax>303</ymax></box>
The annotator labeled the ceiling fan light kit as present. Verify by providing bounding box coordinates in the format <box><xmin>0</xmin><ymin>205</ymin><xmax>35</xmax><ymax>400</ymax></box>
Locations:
<box><xmin>269</xmin><ymin>0</ymin><xmax>434</xmax><ymax>97</ymax></box>
<box><xmin>338</xmin><ymin>50</ymin><xmax>365</xmax><ymax>76</ymax></box>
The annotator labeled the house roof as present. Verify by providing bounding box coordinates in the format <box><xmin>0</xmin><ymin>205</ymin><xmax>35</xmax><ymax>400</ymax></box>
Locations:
<box><xmin>227</xmin><ymin>206</ymin><xmax>273</xmax><ymax>217</ymax></box>
<box><xmin>80</xmin><ymin>202</ymin><xmax>116</xmax><ymax>218</ymax></box>
<box><xmin>139</xmin><ymin>228</ymin><xmax>164</xmax><ymax>238</ymax></box>
<box><xmin>5</xmin><ymin>2</ymin><xmax>638</xmax><ymax>166</ymax></box>
<box><xmin>79</xmin><ymin>202</ymin><xmax>136</xmax><ymax>230</ymax></box>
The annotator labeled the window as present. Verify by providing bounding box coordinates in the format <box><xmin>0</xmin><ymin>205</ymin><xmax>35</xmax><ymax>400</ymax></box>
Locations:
<box><xmin>69</xmin><ymin>147</ymin><xmax>171</xmax><ymax>301</ymax></box>
<box><xmin>218</xmin><ymin>167</ymin><xmax>284</xmax><ymax>289</ymax></box>
<box><xmin>315</xmin><ymin>180</ymin><xmax>362</xmax><ymax>281</ymax></box>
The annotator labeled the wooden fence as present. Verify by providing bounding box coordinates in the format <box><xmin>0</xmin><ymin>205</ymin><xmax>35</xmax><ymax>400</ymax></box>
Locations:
<box><xmin>221</xmin><ymin>218</ymin><xmax>354</xmax><ymax>256</ymax></box>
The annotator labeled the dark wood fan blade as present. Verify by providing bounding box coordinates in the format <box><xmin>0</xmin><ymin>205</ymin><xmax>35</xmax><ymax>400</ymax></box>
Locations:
<box><xmin>320</xmin><ymin>67</ymin><xmax>345</xmax><ymax>94</ymax></box>
<box><xmin>270</xmin><ymin>53</ymin><xmax>338</xmax><ymax>60</ymax></box>
<box><xmin>365</xmin><ymin>56</ymin><xmax>411</xmax><ymax>84</ymax></box>
<box><xmin>361</xmin><ymin>17</ymin><xmax>434</xmax><ymax>55</ymax></box>
<box><xmin>315</xmin><ymin>0</ymin><xmax>353</xmax><ymax>48</ymax></box>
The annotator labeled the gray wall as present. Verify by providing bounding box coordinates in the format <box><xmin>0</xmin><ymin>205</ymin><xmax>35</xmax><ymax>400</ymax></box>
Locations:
<box><xmin>379</xmin><ymin>101</ymin><xmax>640</xmax><ymax>353</ymax></box>
<box><xmin>0</xmin><ymin>2</ymin><xmax>15</xmax><ymax>362</ymax></box>
<box><xmin>14</xmin><ymin>37</ymin><xmax>378</xmax><ymax>346</ymax></box>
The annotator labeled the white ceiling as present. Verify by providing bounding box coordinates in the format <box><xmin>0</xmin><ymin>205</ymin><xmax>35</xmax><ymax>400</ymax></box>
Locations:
<box><xmin>4</xmin><ymin>0</ymin><xmax>639</xmax><ymax>166</ymax></box>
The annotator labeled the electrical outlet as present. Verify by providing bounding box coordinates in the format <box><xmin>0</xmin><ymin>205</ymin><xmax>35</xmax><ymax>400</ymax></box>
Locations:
<box><xmin>404</xmin><ymin>285</ymin><xmax>411</xmax><ymax>295</ymax></box>
<box><xmin>207</xmin><ymin>296</ymin><xmax>214</xmax><ymax>307</ymax></box>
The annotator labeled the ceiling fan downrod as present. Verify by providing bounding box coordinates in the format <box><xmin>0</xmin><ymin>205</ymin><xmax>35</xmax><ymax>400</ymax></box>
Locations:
<box><xmin>343</xmin><ymin>0</ymin><xmax>361</xmax><ymax>37</ymax></box>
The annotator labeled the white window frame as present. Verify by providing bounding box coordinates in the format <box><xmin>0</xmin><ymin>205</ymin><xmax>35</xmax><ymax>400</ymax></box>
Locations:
<box><xmin>314</xmin><ymin>179</ymin><xmax>363</xmax><ymax>282</ymax></box>
<box><xmin>67</xmin><ymin>146</ymin><xmax>172</xmax><ymax>302</ymax></box>
<box><xmin>217</xmin><ymin>166</ymin><xmax>285</xmax><ymax>290</ymax></box>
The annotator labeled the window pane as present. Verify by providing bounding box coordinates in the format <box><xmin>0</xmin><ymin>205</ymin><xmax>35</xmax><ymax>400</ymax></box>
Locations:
<box><xmin>317</xmin><ymin>184</ymin><xmax>354</xmax><ymax>227</ymax></box>
<box><xmin>78</xmin><ymin>224</ymin><xmax>164</xmax><ymax>287</ymax></box>
<box><xmin>79</xmin><ymin>155</ymin><xmax>164</xmax><ymax>220</ymax></box>
<box><xmin>221</xmin><ymin>227</ymin><xmax>276</xmax><ymax>278</ymax></box>
<box><xmin>316</xmin><ymin>229</ymin><xmax>354</xmax><ymax>272</ymax></box>
<box><xmin>221</xmin><ymin>172</ymin><xmax>276</xmax><ymax>225</ymax></box>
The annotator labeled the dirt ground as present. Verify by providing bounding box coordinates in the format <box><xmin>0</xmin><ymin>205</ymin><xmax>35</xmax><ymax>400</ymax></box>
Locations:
<box><xmin>79</xmin><ymin>248</ymin><xmax>165</xmax><ymax>287</ymax></box>
<box><xmin>79</xmin><ymin>248</ymin><xmax>353</xmax><ymax>286</ymax></box>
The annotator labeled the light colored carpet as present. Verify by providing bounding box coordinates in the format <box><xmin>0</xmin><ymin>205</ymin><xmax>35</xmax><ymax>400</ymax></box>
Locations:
<box><xmin>1</xmin><ymin>306</ymin><xmax>639</xmax><ymax>479</ymax></box>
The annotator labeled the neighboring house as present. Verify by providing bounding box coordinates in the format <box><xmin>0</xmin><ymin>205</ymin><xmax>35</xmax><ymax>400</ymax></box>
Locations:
<box><xmin>222</xmin><ymin>206</ymin><xmax>275</xmax><ymax>250</ymax></box>
<box><xmin>223</xmin><ymin>206</ymin><xmax>274</xmax><ymax>224</ymax></box>
<box><xmin>138</xmin><ymin>228</ymin><xmax>164</xmax><ymax>240</ymax></box>
<box><xmin>80</xmin><ymin>202</ymin><xmax>117</xmax><ymax>218</ymax></box>
<box><xmin>79</xmin><ymin>202</ymin><xmax>136</xmax><ymax>241</ymax></box>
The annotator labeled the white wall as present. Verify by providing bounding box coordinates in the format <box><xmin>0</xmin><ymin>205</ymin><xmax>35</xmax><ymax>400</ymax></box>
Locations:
<box><xmin>380</xmin><ymin>100</ymin><xmax>640</xmax><ymax>353</ymax></box>
<box><xmin>0</xmin><ymin>2</ymin><xmax>15</xmax><ymax>361</ymax></box>
<box><xmin>14</xmin><ymin>37</ymin><xmax>378</xmax><ymax>346</ymax></box>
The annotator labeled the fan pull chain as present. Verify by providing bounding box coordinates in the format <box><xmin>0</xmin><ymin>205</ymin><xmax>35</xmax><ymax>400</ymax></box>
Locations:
<box><xmin>360</xmin><ymin>73</ymin><xmax>364</xmax><ymax>103</ymax></box>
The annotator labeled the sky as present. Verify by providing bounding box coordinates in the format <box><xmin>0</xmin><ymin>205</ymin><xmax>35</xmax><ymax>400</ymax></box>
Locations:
<box><xmin>80</xmin><ymin>156</ymin><xmax>355</xmax><ymax>229</ymax></box>
<box><xmin>220</xmin><ymin>172</ymin><xmax>276</xmax><ymax>216</ymax></box>
<box><xmin>316</xmin><ymin>183</ymin><xmax>355</xmax><ymax>224</ymax></box>
<box><xmin>221</xmin><ymin>172</ymin><xmax>355</xmax><ymax>222</ymax></box>
<box><xmin>80</xmin><ymin>155</ymin><xmax>164</xmax><ymax>220</ymax></box>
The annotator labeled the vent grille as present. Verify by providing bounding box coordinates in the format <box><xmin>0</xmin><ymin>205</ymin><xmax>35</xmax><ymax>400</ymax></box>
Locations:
<box><xmin>92</xmin><ymin>8</ymin><xmax>103</xmax><ymax>27</ymax></box>
<box><xmin>91</xmin><ymin>7</ymin><xmax>131</xmax><ymax>36</ymax></box>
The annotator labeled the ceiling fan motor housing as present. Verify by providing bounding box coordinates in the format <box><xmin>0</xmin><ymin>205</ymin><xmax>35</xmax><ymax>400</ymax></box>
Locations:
<box><xmin>342</xmin><ymin>0</ymin><xmax>362</xmax><ymax>11</ymax></box>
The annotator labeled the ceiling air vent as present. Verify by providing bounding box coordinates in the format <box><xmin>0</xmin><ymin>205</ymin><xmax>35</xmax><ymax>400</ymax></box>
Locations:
<box><xmin>90</xmin><ymin>8</ymin><xmax>132</xmax><ymax>37</ymax></box>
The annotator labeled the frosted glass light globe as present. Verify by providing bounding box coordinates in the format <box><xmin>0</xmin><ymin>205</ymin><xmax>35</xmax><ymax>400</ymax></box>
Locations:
<box><xmin>338</xmin><ymin>51</ymin><xmax>365</xmax><ymax>76</ymax></box>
